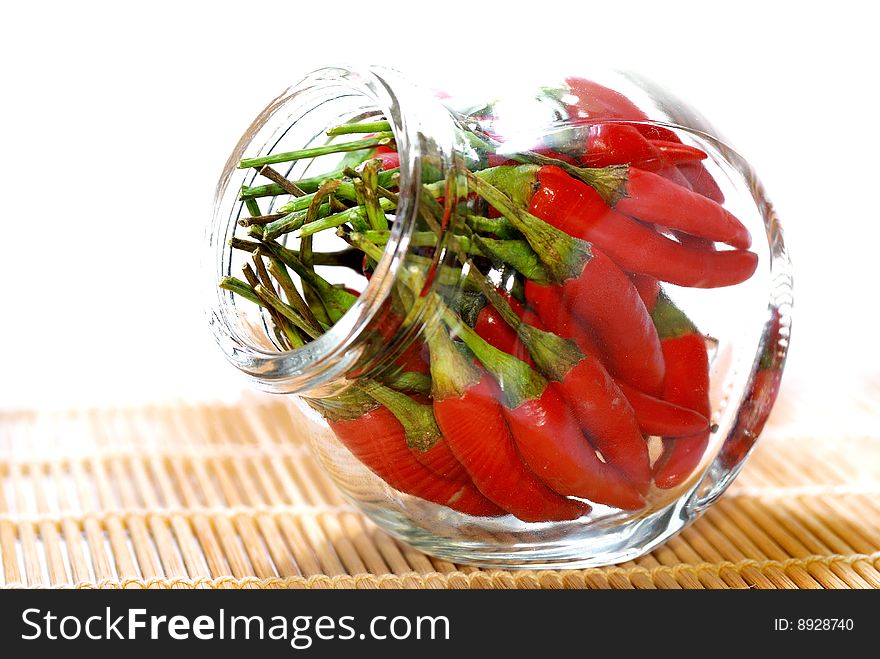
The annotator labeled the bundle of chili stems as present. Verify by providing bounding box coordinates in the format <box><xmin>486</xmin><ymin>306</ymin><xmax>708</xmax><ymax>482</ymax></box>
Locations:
<box><xmin>221</xmin><ymin>87</ymin><xmax>759</xmax><ymax>522</ymax></box>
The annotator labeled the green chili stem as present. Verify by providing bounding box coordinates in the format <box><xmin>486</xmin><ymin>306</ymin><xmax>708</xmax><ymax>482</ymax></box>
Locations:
<box><xmin>240</xmin><ymin>172</ymin><xmax>337</xmax><ymax>200</ymax></box>
<box><xmin>425</xmin><ymin>321</ymin><xmax>481</xmax><ymax>400</ymax></box>
<box><xmin>463</xmin><ymin>260</ymin><xmax>581</xmax><ymax>382</ymax></box>
<box><xmin>249</xmin><ymin>241</ymin><xmax>328</xmax><ymax>325</ymax></box>
<box><xmin>253</xmin><ymin>170</ymin><xmax>398</xmax><ymax>239</ymax></box>
<box><xmin>465</xmin><ymin>168</ymin><xmax>591</xmax><ymax>283</ymax></box>
<box><xmin>301</xmin><ymin>179</ymin><xmax>342</xmax><ymax>269</ymax></box>
<box><xmin>253</xmin><ymin>284</ymin><xmax>321</xmax><ymax>340</ymax></box>
<box><xmin>259</xmin><ymin>243</ymin><xmax>357</xmax><ymax>323</ymax></box>
<box><xmin>301</xmin><ymin>281</ymin><xmax>330</xmax><ymax>328</ymax></box>
<box><xmin>298</xmin><ymin>197</ymin><xmax>396</xmax><ymax>238</ymax></box>
<box><xmin>506</xmin><ymin>150</ymin><xmax>628</xmax><ymax>205</ymax></box>
<box><xmin>239</xmin><ymin>212</ymin><xmax>286</xmax><ymax>227</ymax></box>
<box><xmin>359</xmin><ymin>380</ymin><xmax>441</xmax><ymax>451</ymax></box>
<box><xmin>342</xmin><ymin>161</ymin><xmax>400</xmax><ymax>206</ymax></box>
<box><xmin>240</xmin><ymin>166</ymin><xmax>396</xmax><ymax>200</ymax></box>
<box><xmin>350</xmin><ymin>179</ymin><xmax>371</xmax><ymax>233</ymax></box>
<box><xmin>344</xmin><ymin>230</ymin><xmax>464</xmax><ymax>288</ymax></box>
<box><xmin>278</xmin><ymin>317</ymin><xmax>306</xmax><ymax>348</ymax></box>
<box><xmin>261</xmin><ymin>205</ymin><xmax>329</xmax><ymax>240</ymax></box>
<box><xmin>376</xmin><ymin>185</ymin><xmax>399</xmax><ymax>205</ymax></box>
<box><xmin>360</xmin><ymin>159</ymin><xmax>389</xmax><ymax>232</ymax></box>
<box><xmin>327</xmin><ymin>120</ymin><xmax>392</xmax><ymax>136</ymax></box>
<box><xmin>359</xmin><ymin>228</ymin><xmax>545</xmax><ymax>282</ymax></box>
<box><xmin>244</xmin><ymin>198</ymin><xmax>262</xmax><ymax>218</ymax></box>
<box><xmin>328</xmin><ymin>194</ymin><xmax>348</xmax><ymax>213</ymax></box>
<box><xmin>258</xmin><ymin>165</ymin><xmax>307</xmax><ymax>197</ymax></box>
<box><xmin>239</xmin><ymin>182</ymin><xmax>287</xmax><ymax>200</ymax></box>
<box><xmin>440</xmin><ymin>303</ymin><xmax>546</xmax><ymax>409</ymax></box>
<box><xmin>651</xmin><ymin>292</ymin><xmax>699</xmax><ymax>339</ymax></box>
<box><xmin>243</xmin><ymin>260</ymin><xmax>299</xmax><ymax>349</ymax></box>
<box><xmin>266</xmin><ymin>258</ymin><xmax>323</xmax><ymax>335</ymax></box>
<box><xmin>234</xmin><ymin>265</ymin><xmax>298</xmax><ymax>349</ymax></box>
<box><xmin>238</xmin><ymin>133</ymin><xmax>394</xmax><ymax>169</ymax></box>
<box><xmin>272</xmin><ymin>168</ymin><xmax>398</xmax><ymax>213</ymax></box>
<box><xmin>467</xmin><ymin>231</ymin><xmax>548</xmax><ymax>284</ymax></box>
<box><xmin>251</xmin><ymin>250</ymin><xmax>275</xmax><ymax>291</ymax></box>
<box><xmin>465</xmin><ymin>214</ymin><xmax>520</xmax><ymax>240</ymax></box>
<box><xmin>230</xmin><ymin>237</ymin><xmax>363</xmax><ymax>271</ymax></box>
<box><xmin>241</xmin><ymin>262</ymin><xmax>260</xmax><ymax>290</ymax></box>
<box><xmin>229</xmin><ymin>237</ymin><xmax>263</xmax><ymax>253</ymax></box>
<box><xmin>219</xmin><ymin>276</ymin><xmax>261</xmax><ymax>306</ymax></box>
<box><xmin>380</xmin><ymin>370</ymin><xmax>432</xmax><ymax>396</ymax></box>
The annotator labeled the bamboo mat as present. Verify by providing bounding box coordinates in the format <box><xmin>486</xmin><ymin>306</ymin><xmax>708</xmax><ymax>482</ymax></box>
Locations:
<box><xmin>1</xmin><ymin>380</ymin><xmax>879</xmax><ymax>589</ymax></box>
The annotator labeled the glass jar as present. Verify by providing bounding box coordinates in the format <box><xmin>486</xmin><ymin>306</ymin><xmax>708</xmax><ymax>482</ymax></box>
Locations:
<box><xmin>206</xmin><ymin>65</ymin><xmax>792</xmax><ymax>568</ymax></box>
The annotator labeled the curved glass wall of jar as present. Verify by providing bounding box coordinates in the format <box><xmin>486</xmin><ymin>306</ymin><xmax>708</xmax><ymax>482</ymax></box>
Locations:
<box><xmin>207</xmin><ymin>66</ymin><xmax>792</xmax><ymax>568</ymax></box>
<box><xmin>206</xmin><ymin>66</ymin><xmax>470</xmax><ymax>397</ymax></box>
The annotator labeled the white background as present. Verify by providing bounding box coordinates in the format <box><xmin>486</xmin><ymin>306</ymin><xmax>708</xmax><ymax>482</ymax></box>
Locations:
<box><xmin>1</xmin><ymin>1</ymin><xmax>877</xmax><ymax>410</ymax></box>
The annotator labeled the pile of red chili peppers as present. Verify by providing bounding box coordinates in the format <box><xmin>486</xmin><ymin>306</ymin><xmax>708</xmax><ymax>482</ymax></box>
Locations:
<box><xmin>221</xmin><ymin>77</ymin><xmax>759</xmax><ymax>522</ymax></box>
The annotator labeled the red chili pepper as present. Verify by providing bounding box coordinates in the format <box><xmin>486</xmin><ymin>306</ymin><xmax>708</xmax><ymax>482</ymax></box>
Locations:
<box><xmin>428</xmin><ymin>327</ymin><xmax>591</xmax><ymax>521</ymax></box>
<box><xmin>652</xmin><ymin>334</ymin><xmax>711</xmax><ymax>488</ymax></box>
<box><xmin>579</xmin><ymin>124</ymin><xmax>707</xmax><ymax>172</ymax></box>
<box><xmin>474</xmin><ymin>304</ymin><xmax>520</xmax><ymax>357</ymax></box>
<box><xmin>634</xmin><ymin>123</ymin><xmax>682</xmax><ymax>143</ymax></box>
<box><xmin>677</xmin><ymin>160</ymin><xmax>725</xmax><ymax>204</ymax></box>
<box><xmin>480</xmin><ymin>288</ymin><xmax>600</xmax><ymax>359</ymax></box>
<box><xmin>561</xmin><ymin>76</ymin><xmax>724</xmax><ymax>205</ymax></box>
<box><xmin>395</xmin><ymin>340</ymin><xmax>430</xmax><ymax>375</ymax></box>
<box><xmin>616</xmin><ymin>381</ymin><xmax>708</xmax><ymax>438</ymax></box>
<box><xmin>443</xmin><ymin>312</ymin><xmax>646</xmax><ymax>508</ymax></box>
<box><xmin>364</xmin><ymin>384</ymin><xmax>468</xmax><ymax>482</ymax></box>
<box><xmin>474</xmin><ymin>296</ymin><xmax>534</xmax><ymax>366</ymax></box>
<box><xmin>474</xmin><ymin>284</ymin><xmax>702</xmax><ymax>442</ymax></box>
<box><xmin>469</xmin><ymin>169</ymin><xmax>666</xmax><ymax>395</ymax></box>
<box><xmin>326</xmin><ymin>398</ymin><xmax>501</xmax><ymax>516</ymax></box>
<box><xmin>580</xmin><ymin>123</ymin><xmax>660</xmax><ymax>169</ymax></box>
<box><xmin>411</xmin><ymin>430</ymin><xmax>468</xmax><ymax>481</ymax></box>
<box><xmin>490</xmin><ymin>149</ymin><xmax>576</xmax><ymax>168</ymax></box>
<box><xmin>538</xmin><ymin>355</ymin><xmax>652</xmax><ymax>491</ymax></box>
<box><xmin>674</xmin><ymin>230</ymin><xmax>716</xmax><ymax>251</ymax></box>
<box><xmin>487</xmin><ymin>153</ymin><xmax>513</xmax><ymax>168</ymax></box>
<box><xmin>628</xmin><ymin>273</ymin><xmax>661</xmax><ymax>313</ymax></box>
<box><xmin>563</xmin><ymin>77</ymin><xmax>651</xmax><ymax>124</ymax></box>
<box><xmin>720</xmin><ymin>367</ymin><xmax>782</xmax><ymax>471</ymax></box>
<box><xmin>365</xmin><ymin>296</ymin><xmax>430</xmax><ymax>374</ymax></box>
<box><xmin>562</xmin><ymin>76</ymin><xmax>685</xmax><ymax>144</ymax></box>
<box><xmin>525</xmin><ymin>253</ymin><xmax>665</xmax><ymax>396</ymax></box>
<box><xmin>493</xmin><ymin>164</ymin><xmax>757</xmax><ymax>288</ymax></box>
<box><xmin>355</xmin><ymin>290</ymin><xmax>431</xmax><ymax>375</ymax></box>
<box><xmin>719</xmin><ymin>308</ymin><xmax>785</xmax><ymax>470</ymax></box>
<box><xmin>464</xmin><ymin>281</ymin><xmax>651</xmax><ymax>493</ymax></box>
<box><xmin>649</xmin><ymin>294</ymin><xmax>712</xmax><ymax>489</ymax></box>
<box><xmin>613</xmin><ymin>167</ymin><xmax>750</xmax><ymax>249</ymax></box>
<box><xmin>373</xmin><ymin>147</ymin><xmax>400</xmax><ymax>171</ymax></box>
<box><xmin>649</xmin><ymin>140</ymin><xmax>708</xmax><ymax>165</ymax></box>
<box><xmin>505</xmin><ymin>381</ymin><xmax>646</xmax><ymax>509</ymax></box>
<box><xmin>512</xmin><ymin>289</ymin><xmax>602</xmax><ymax>356</ymax></box>
<box><xmin>498</xmin><ymin>162</ymin><xmax>746</xmax><ymax>250</ymax></box>
<box><xmin>653</xmin><ymin>163</ymin><xmax>694</xmax><ymax>191</ymax></box>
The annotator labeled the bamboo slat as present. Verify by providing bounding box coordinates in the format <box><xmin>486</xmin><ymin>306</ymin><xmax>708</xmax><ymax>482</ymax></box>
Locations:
<box><xmin>1</xmin><ymin>382</ymin><xmax>878</xmax><ymax>589</ymax></box>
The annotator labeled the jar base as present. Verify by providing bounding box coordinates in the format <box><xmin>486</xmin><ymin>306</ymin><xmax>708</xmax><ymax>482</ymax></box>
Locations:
<box><xmin>354</xmin><ymin>493</ymin><xmax>699</xmax><ymax>570</ymax></box>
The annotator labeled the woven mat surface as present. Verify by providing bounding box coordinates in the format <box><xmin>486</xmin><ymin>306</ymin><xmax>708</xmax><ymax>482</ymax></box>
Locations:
<box><xmin>2</xmin><ymin>381</ymin><xmax>879</xmax><ymax>589</ymax></box>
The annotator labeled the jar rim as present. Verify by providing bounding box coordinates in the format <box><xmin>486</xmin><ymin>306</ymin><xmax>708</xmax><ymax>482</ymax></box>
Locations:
<box><xmin>205</xmin><ymin>65</ymin><xmax>435</xmax><ymax>395</ymax></box>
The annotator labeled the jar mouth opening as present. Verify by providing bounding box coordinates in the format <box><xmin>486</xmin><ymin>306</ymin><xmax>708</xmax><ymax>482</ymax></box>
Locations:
<box><xmin>206</xmin><ymin>66</ymin><xmax>422</xmax><ymax>395</ymax></box>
